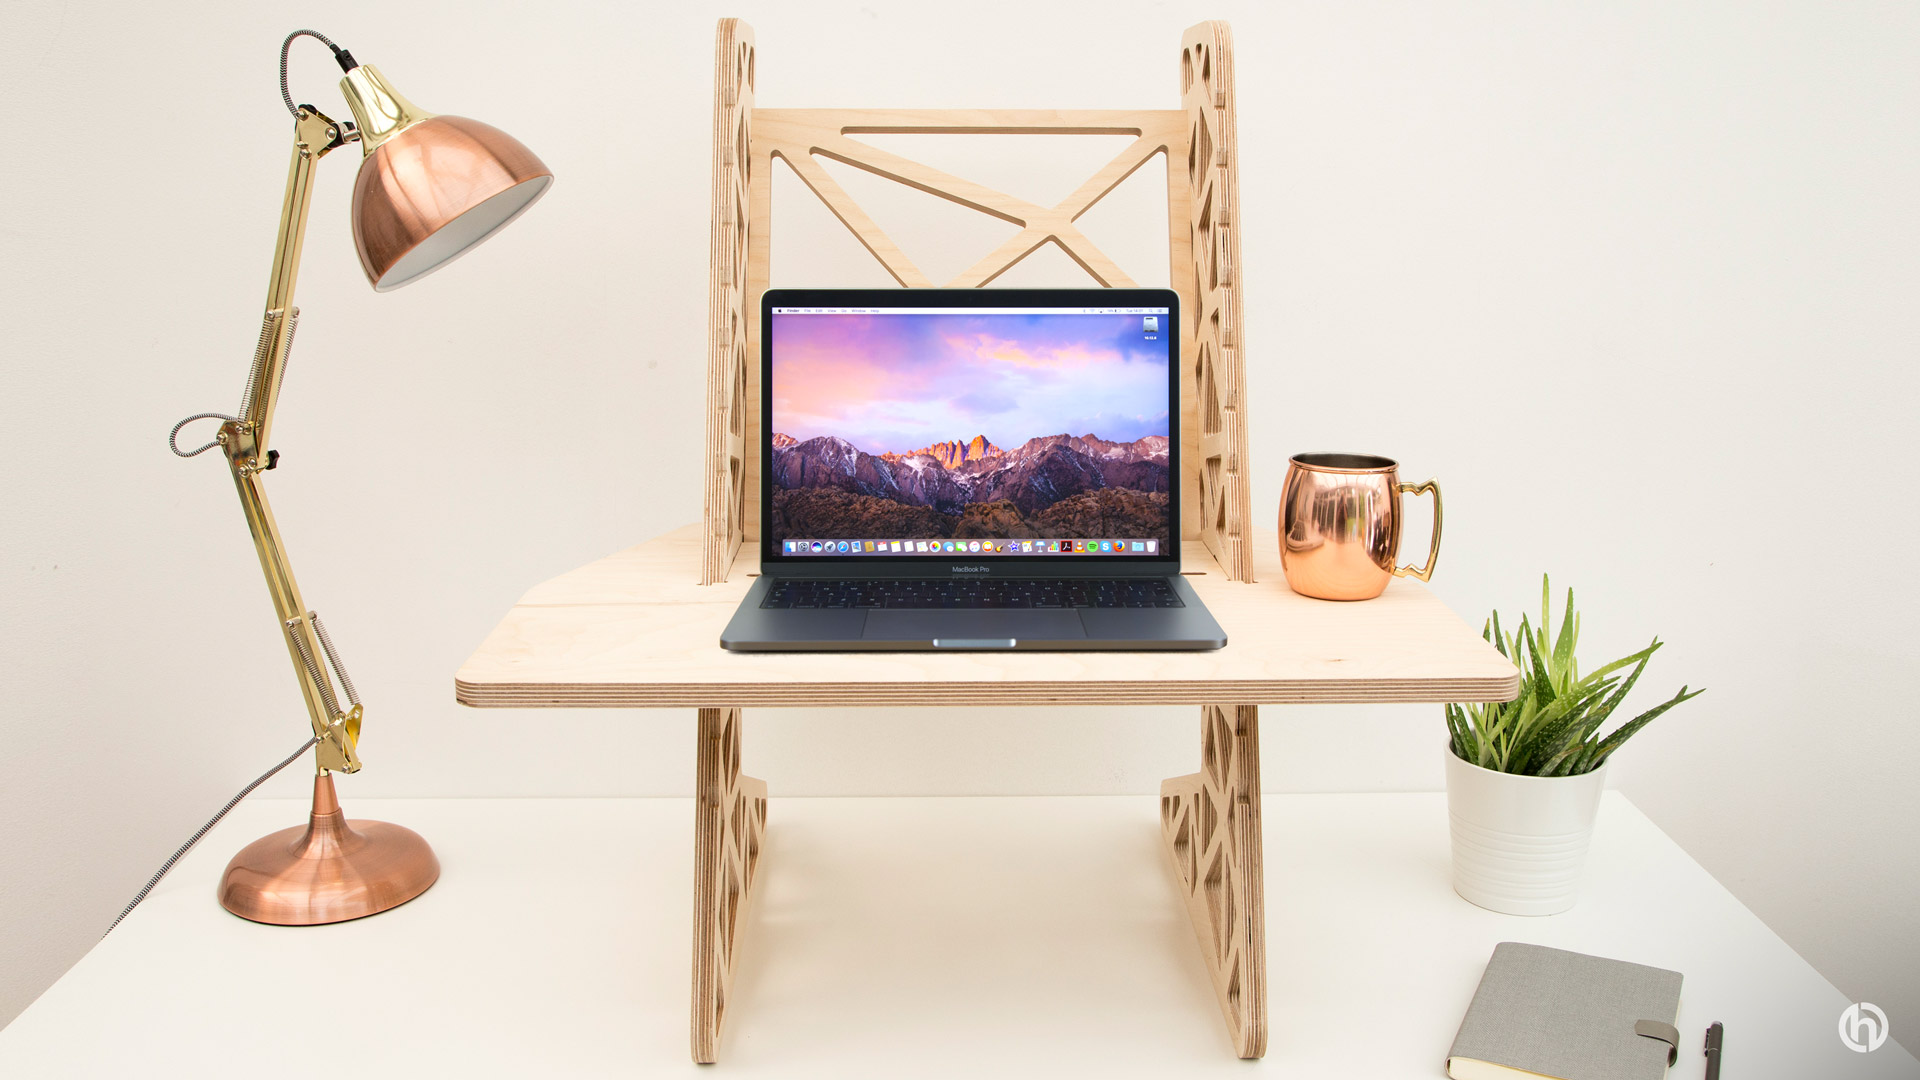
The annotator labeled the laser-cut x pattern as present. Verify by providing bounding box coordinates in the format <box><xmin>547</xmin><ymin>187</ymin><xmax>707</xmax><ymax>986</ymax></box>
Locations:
<box><xmin>1160</xmin><ymin>704</ymin><xmax>1267</xmax><ymax>1057</ymax></box>
<box><xmin>701</xmin><ymin>20</ymin><xmax>755</xmax><ymax>585</ymax></box>
<box><xmin>691</xmin><ymin>706</ymin><xmax>768</xmax><ymax>1062</ymax></box>
<box><xmin>1180</xmin><ymin>21</ymin><xmax>1253</xmax><ymax>582</ymax></box>
<box><xmin>753</xmin><ymin>111</ymin><xmax>1178</xmax><ymax>290</ymax></box>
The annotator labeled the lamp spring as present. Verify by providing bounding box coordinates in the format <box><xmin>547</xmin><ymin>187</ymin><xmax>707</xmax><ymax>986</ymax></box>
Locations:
<box><xmin>170</xmin><ymin>307</ymin><xmax>299</xmax><ymax>458</ymax></box>
<box><xmin>285</xmin><ymin>615</ymin><xmax>343</xmax><ymax>720</ymax></box>
<box><xmin>309</xmin><ymin>611</ymin><xmax>360</xmax><ymax>708</ymax></box>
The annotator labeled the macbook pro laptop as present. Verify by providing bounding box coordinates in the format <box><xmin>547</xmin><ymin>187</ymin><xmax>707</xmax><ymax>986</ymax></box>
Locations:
<box><xmin>719</xmin><ymin>288</ymin><xmax>1226</xmax><ymax>652</ymax></box>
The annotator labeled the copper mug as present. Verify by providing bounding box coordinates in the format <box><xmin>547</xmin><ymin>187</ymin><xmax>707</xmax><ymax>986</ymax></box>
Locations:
<box><xmin>1281</xmin><ymin>453</ymin><xmax>1442</xmax><ymax>601</ymax></box>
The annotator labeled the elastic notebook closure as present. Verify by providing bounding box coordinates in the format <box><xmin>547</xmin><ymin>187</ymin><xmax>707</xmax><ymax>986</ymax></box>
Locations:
<box><xmin>1633</xmin><ymin>1019</ymin><xmax>1680</xmax><ymax>1065</ymax></box>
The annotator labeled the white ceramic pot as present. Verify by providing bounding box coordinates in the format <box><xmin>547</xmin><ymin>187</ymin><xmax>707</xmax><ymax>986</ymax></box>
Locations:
<box><xmin>1444</xmin><ymin>745</ymin><xmax>1608</xmax><ymax>916</ymax></box>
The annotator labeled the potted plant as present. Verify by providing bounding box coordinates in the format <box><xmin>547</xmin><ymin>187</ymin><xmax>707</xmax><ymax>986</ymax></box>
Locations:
<box><xmin>1444</xmin><ymin>576</ymin><xmax>1702</xmax><ymax>915</ymax></box>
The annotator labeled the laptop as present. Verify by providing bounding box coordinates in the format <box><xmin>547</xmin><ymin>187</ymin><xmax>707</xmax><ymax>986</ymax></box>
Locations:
<box><xmin>719</xmin><ymin>287</ymin><xmax>1227</xmax><ymax>652</ymax></box>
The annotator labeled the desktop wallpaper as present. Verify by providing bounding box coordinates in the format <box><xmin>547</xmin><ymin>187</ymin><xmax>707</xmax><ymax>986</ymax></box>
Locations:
<box><xmin>768</xmin><ymin>310</ymin><xmax>1172</xmax><ymax>546</ymax></box>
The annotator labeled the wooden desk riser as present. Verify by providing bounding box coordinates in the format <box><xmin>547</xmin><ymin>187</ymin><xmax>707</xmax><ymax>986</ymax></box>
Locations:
<box><xmin>459</xmin><ymin>526</ymin><xmax>1517</xmax><ymax>1061</ymax></box>
<box><xmin>458</xmin><ymin>18</ymin><xmax>1514</xmax><ymax>1064</ymax></box>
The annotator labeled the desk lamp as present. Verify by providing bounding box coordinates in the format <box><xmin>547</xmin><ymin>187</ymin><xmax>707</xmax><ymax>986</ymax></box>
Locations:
<box><xmin>171</xmin><ymin>29</ymin><xmax>551</xmax><ymax>924</ymax></box>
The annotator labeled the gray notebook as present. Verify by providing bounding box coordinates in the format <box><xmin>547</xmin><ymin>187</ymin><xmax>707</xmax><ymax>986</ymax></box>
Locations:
<box><xmin>1446</xmin><ymin>943</ymin><xmax>1684</xmax><ymax>1080</ymax></box>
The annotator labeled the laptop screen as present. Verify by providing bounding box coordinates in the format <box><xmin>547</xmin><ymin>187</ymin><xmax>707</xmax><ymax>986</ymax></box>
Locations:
<box><xmin>761</xmin><ymin>289</ymin><xmax>1178</xmax><ymax>566</ymax></box>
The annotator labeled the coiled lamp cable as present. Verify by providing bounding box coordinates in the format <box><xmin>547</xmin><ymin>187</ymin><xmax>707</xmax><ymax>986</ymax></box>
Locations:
<box><xmin>104</xmin><ymin>737</ymin><xmax>319</xmax><ymax>936</ymax></box>
<box><xmin>279</xmin><ymin>29</ymin><xmax>359</xmax><ymax>120</ymax></box>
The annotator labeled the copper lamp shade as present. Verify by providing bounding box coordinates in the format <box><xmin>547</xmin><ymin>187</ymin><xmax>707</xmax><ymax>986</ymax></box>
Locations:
<box><xmin>351</xmin><ymin>115</ymin><xmax>553</xmax><ymax>291</ymax></box>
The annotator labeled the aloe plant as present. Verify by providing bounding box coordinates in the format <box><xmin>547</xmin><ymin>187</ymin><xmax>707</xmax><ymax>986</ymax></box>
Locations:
<box><xmin>1446</xmin><ymin>576</ymin><xmax>1703</xmax><ymax>776</ymax></box>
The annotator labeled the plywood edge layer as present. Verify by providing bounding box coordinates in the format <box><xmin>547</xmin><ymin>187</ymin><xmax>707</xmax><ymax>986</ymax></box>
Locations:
<box><xmin>454</xmin><ymin>674</ymin><xmax>1521</xmax><ymax>710</ymax></box>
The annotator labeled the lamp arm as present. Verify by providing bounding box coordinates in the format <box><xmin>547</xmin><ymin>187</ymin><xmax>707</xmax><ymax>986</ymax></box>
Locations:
<box><xmin>219</xmin><ymin>107</ymin><xmax>364</xmax><ymax>775</ymax></box>
<box><xmin>240</xmin><ymin>108</ymin><xmax>352</xmax><ymax>452</ymax></box>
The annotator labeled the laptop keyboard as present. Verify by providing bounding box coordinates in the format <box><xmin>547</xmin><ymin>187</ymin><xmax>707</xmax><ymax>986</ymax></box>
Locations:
<box><xmin>761</xmin><ymin>578</ymin><xmax>1184</xmax><ymax>610</ymax></box>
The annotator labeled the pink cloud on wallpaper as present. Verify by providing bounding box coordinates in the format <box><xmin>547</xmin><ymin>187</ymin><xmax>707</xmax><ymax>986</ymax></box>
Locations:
<box><xmin>769</xmin><ymin>311</ymin><xmax>1170</xmax><ymax>453</ymax></box>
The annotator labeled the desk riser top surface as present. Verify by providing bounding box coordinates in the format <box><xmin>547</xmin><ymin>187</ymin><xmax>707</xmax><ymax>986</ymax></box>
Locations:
<box><xmin>455</xmin><ymin>524</ymin><xmax>1516</xmax><ymax>709</ymax></box>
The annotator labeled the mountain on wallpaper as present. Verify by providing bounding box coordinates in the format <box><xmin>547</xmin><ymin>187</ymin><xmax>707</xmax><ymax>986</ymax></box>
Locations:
<box><xmin>771</xmin><ymin>432</ymin><xmax>1171</xmax><ymax>541</ymax></box>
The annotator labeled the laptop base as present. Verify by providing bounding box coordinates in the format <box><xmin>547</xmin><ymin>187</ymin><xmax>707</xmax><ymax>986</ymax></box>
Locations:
<box><xmin>720</xmin><ymin>576</ymin><xmax>1226</xmax><ymax>652</ymax></box>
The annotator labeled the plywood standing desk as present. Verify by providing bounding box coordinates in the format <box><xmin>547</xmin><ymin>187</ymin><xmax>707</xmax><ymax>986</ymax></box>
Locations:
<box><xmin>453</xmin><ymin>17</ymin><xmax>1511</xmax><ymax>1062</ymax></box>
<box><xmin>456</xmin><ymin>524</ymin><xmax>1517</xmax><ymax>1060</ymax></box>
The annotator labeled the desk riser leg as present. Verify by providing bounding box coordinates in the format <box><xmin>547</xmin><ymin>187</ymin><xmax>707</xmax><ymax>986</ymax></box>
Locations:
<box><xmin>1159</xmin><ymin>704</ymin><xmax>1266</xmax><ymax>1058</ymax></box>
<box><xmin>692</xmin><ymin>706</ymin><xmax>768</xmax><ymax>1063</ymax></box>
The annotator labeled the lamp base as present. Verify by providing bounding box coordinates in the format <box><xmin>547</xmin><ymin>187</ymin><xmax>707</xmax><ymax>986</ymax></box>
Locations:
<box><xmin>218</xmin><ymin>773</ymin><xmax>438</xmax><ymax>925</ymax></box>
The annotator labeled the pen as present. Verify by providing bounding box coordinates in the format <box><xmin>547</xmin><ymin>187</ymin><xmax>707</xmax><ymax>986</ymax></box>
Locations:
<box><xmin>1704</xmin><ymin>1021</ymin><xmax>1724</xmax><ymax>1080</ymax></box>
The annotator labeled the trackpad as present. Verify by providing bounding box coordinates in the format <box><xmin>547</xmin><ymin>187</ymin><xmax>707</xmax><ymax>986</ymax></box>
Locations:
<box><xmin>862</xmin><ymin>610</ymin><xmax>1086</xmax><ymax>644</ymax></box>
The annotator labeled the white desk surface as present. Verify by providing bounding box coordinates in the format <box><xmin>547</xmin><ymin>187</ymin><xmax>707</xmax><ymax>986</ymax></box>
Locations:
<box><xmin>3</xmin><ymin>791</ymin><xmax>1913</xmax><ymax>1079</ymax></box>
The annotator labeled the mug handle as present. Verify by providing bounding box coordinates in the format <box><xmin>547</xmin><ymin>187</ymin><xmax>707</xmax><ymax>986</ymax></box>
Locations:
<box><xmin>1392</xmin><ymin>479</ymin><xmax>1443</xmax><ymax>581</ymax></box>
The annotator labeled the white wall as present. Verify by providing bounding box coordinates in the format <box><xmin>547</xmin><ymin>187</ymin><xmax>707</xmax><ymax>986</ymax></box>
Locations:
<box><xmin>3</xmin><ymin>0</ymin><xmax>1915</xmax><ymax>1046</ymax></box>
